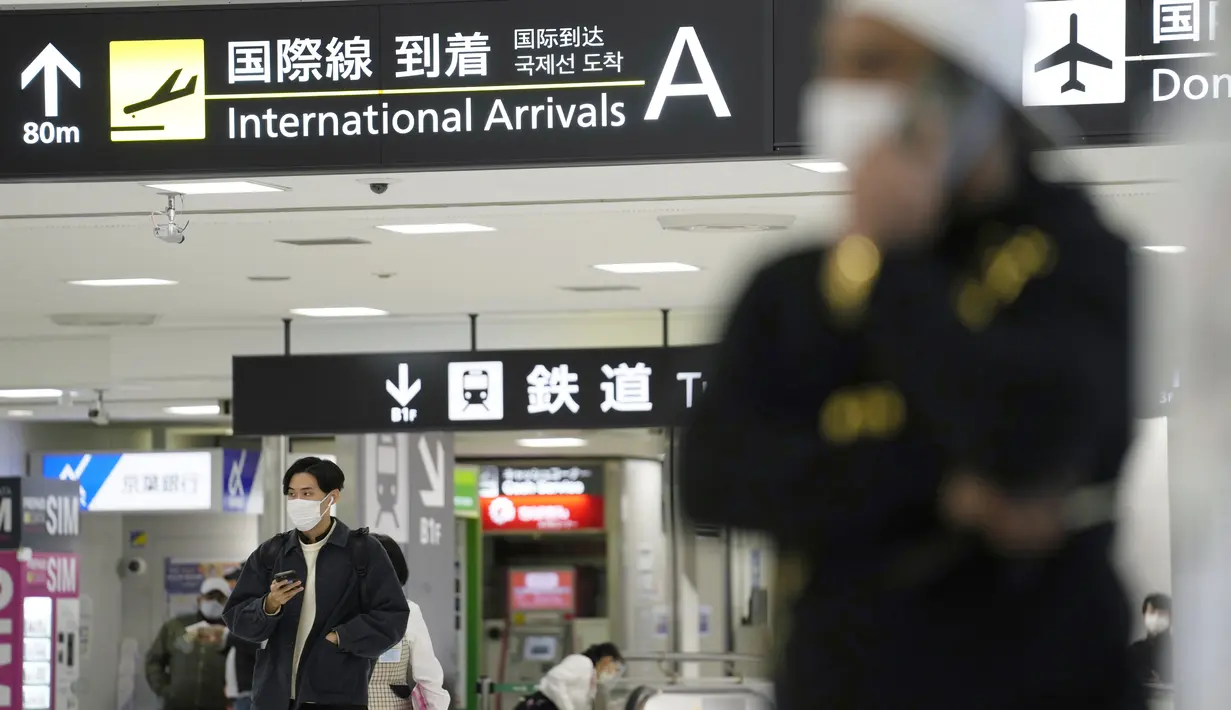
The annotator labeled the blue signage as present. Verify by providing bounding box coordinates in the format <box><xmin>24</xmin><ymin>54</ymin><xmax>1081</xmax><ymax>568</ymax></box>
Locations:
<box><xmin>41</xmin><ymin>451</ymin><xmax>213</xmax><ymax>512</ymax></box>
<box><xmin>221</xmin><ymin>449</ymin><xmax>262</xmax><ymax>513</ymax></box>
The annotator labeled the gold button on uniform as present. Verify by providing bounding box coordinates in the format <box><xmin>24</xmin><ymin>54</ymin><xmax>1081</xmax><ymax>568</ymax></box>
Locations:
<box><xmin>818</xmin><ymin>384</ymin><xmax>907</xmax><ymax>444</ymax></box>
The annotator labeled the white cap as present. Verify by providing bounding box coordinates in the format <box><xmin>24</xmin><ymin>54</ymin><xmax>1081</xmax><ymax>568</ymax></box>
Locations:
<box><xmin>200</xmin><ymin>577</ymin><xmax>232</xmax><ymax>598</ymax></box>
<box><xmin>835</xmin><ymin>0</ymin><xmax>1026</xmax><ymax>105</ymax></box>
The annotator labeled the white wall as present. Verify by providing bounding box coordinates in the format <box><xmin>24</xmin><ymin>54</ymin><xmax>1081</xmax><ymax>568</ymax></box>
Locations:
<box><xmin>1115</xmin><ymin>417</ymin><xmax>1173</xmax><ymax>631</ymax></box>
<box><xmin>615</xmin><ymin>459</ymin><xmax>671</xmax><ymax>677</ymax></box>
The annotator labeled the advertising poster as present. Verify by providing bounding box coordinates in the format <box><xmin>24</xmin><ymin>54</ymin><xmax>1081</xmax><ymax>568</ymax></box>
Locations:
<box><xmin>164</xmin><ymin>559</ymin><xmax>242</xmax><ymax>616</ymax></box>
<box><xmin>508</xmin><ymin>569</ymin><xmax>575</xmax><ymax>613</ymax></box>
<box><xmin>0</xmin><ymin>551</ymin><xmax>21</xmax><ymax>706</ymax></box>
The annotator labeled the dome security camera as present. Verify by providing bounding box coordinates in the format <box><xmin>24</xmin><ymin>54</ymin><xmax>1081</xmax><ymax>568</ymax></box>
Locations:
<box><xmin>120</xmin><ymin>557</ymin><xmax>148</xmax><ymax>577</ymax></box>
<box><xmin>369</xmin><ymin>182</ymin><xmax>389</xmax><ymax>195</ymax></box>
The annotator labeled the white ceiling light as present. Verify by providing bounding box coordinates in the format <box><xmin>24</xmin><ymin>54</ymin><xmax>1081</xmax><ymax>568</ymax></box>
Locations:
<box><xmin>792</xmin><ymin>161</ymin><xmax>848</xmax><ymax>174</ymax></box>
<box><xmin>593</xmin><ymin>262</ymin><xmax>700</xmax><ymax>274</ymax></box>
<box><xmin>377</xmin><ymin>223</ymin><xmax>496</xmax><ymax>235</ymax></box>
<box><xmin>143</xmin><ymin>181</ymin><xmax>286</xmax><ymax>195</ymax></box>
<box><xmin>290</xmin><ymin>307</ymin><xmax>390</xmax><ymax>318</ymax></box>
<box><xmin>516</xmin><ymin>437</ymin><xmax>588</xmax><ymax>448</ymax></box>
<box><xmin>1143</xmin><ymin>246</ymin><xmax>1187</xmax><ymax>254</ymax></box>
<box><xmin>68</xmin><ymin>278</ymin><xmax>177</xmax><ymax>287</ymax></box>
<box><xmin>164</xmin><ymin>405</ymin><xmax>222</xmax><ymax>416</ymax></box>
<box><xmin>658</xmin><ymin>214</ymin><xmax>795</xmax><ymax>233</ymax></box>
<box><xmin>0</xmin><ymin>389</ymin><xmax>62</xmax><ymax>399</ymax></box>
<box><xmin>5</xmin><ymin>410</ymin><xmax>34</xmax><ymax>418</ymax></box>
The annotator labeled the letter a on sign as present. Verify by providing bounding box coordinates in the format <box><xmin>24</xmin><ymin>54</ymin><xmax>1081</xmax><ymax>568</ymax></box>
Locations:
<box><xmin>644</xmin><ymin>27</ymin><xmax>731</xmax><ymax>120</ymax></box>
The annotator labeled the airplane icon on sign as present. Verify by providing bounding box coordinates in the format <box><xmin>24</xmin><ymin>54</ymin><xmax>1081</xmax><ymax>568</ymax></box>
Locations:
<box><xmin>123</xmin><ymin>68</ymin><xmax>198</xmax><ymax>114</ymax></box>
<box><xmin>1034</xmin><ymin>13</ymin><xmax>1113</xmax><ymax>93</ymax></box>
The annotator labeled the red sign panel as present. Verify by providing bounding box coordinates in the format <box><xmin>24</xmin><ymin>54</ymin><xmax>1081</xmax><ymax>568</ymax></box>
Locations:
<box><xmin>509</xmin><ymin>569</ymin><xmax>576</xmax><ymax>612</ymax></box>
<box><xmin>480</xmin><ymin>494</ymin><xmax>604</xmax><ymax>532</ymax></box>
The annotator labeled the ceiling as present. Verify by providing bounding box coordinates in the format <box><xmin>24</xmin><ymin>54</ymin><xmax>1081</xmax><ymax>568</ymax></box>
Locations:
<box><xmin>0</xmin><ymin>144</ymin><xmax>1189</xmax><ymax>421</ymax></box>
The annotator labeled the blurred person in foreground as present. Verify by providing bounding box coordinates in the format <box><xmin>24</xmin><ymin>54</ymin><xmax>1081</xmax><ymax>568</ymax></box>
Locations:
<box><xmin>368</xmin><ymin>533</ymin><xmax>450</xmax><ymax>710</ymax></box>
<box><xmin>513</xmin><ymin>643</ymin><xmax>624</xmax><ymax>710</ymax></box>
<box><xmin>680</xmin><ymin>1</ymin><xmax>1139</xmax><ymax>709</ymax></box>
<box><xmin>1129</xmin><ymin>593</ymin><xmax>1173</xmax><ymax>687</ymax></box>
<box><xmin>145</xmin><ymin>577</ymin><xmax>231</xmax><ymax>710</ymax></box>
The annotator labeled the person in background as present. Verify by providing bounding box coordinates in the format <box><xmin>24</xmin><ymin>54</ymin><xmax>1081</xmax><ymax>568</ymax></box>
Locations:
<box><xmin>1130</xmin><ymin>593</ymin><xmax>1173</xmax><ymax>686</ymax></box>
<box><xmin>679</xmin><ymin>0</ymin><xmax>1139</xmax><ymax>708</ymax></box>
<box><xmin>220</xmin><ymin>568</ymin><xmax>259</xmax><ymax>710</ymax></box>
<box><xmin>222</xmin><ymin>457</ymin><xmax>409</xmax><ymax>710</ymax></box>
<box><xmin>145</xmin><ymin>577</ymin><xmax>231</xmax><ymax>710</ymax></box>
<box><xmin>514</xmin><ymin>643</ymin><xmax>624</xmax><ymax>710</ymax></box>
<box><xmin>368</xmin><ymin>533</ymin><xmax>450</xmax><ymax>710</ymax></box>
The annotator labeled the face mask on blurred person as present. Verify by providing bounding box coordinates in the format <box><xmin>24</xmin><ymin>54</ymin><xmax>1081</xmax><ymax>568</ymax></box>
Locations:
<box><xmin>1144</xmin><ymin>613</ymin><xmax>1171</xmax><ymax>635</ymax></box>
<box><xmin>200</xmin><ymin>600</ymin><xmax>225</xmax><ymax>621</ymax></box>
<box><xmin>286</xmin><ymin>495</ymin><xmax>331</xmax><ymax>532</ymax></box>
<box><xmin>801</xmin><ymin>79</ymin><xmax>908</xmax><ymax>170</ymax></box>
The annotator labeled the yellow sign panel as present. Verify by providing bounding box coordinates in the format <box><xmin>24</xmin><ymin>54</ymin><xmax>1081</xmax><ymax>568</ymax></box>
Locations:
<box><xmin>109</xmin><ymin>39</ymin><xmax>207</xmax><ymax>143</ymax></box>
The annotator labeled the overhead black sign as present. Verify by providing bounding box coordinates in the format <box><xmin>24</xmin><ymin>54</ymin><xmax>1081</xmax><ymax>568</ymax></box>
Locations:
<box><xmin>232</xmin><ymin>346</ymin><xmax>715</xmax><ymax>435</ymax></box>
<box><xmin>1</xmin><ymin>0</ymin><xmax>771</xmax><ymax>179</ymax></box>
<box><xmin>773</xmin><ymin>0</ymin><xmax>1220</xmax><ymax>148</ymax></box>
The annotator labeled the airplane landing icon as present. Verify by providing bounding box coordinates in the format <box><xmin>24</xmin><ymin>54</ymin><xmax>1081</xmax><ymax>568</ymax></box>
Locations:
<box><xmin>1034</xmin><ymin>13</ymin><xmax>1113</xmax><ymax>93</ymax></box>
<box><xmin>125</xmin><ymin>68</ymin><xmax>198</xmax><ymax>114</ymax></box>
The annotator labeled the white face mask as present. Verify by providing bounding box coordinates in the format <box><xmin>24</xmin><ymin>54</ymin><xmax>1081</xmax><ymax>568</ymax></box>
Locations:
<box><xmin>286</xmin><ymin>495</ymin><xmax>331</xmax><ymax>532</ymax></box>
<box><xmin>801</xmin><ymin>79</ymin><xmax>908</xmax><ymax>171</ymax></box>
<box><xmin>199</xmin><ymin>600</ymin><xmax>225</xmax><ymax>621</ymax></box>
<box><xmin>1144</xmin><ymin>613</ymin><xmax>1170</xmax><ymax>635</ymax></box>
<box><xmin>597</xmin><ymin>670</ymin><xmax>619</xmax><ymax>684</ymax></box>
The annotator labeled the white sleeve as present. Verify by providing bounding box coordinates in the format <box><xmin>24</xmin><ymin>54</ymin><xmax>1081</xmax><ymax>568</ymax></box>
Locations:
<box><xmin>405</xmin><ymin>602</ymin><xmax>451</xmax><ymax>710</ymax></box>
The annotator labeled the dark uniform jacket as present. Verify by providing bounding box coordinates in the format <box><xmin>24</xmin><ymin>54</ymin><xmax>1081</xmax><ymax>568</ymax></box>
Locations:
<box><xmin>222</xmin><ymin>519</ymin><xmax>410</xmax><ymax>710</ymax></box>
<box><xmin>681</xmin><ymin>167</ymin><xmax>1144</xmax><ymax>710</ymax></box>
<box><xmin>145</xmin><ymin>612</ymin><xmax>229</xmax><ymax>710</ymax></box>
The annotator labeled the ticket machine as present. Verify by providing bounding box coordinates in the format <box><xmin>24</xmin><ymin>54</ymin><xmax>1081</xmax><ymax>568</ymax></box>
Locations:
<box><xmin>498</xmin><ymin>568</ymin><xmax>577</xmax><ymax>705</ymax></box>
<box><xmin>0</xmin><ymin>478</ymin><xmax>83</xmax><ymax>710</ymax></box>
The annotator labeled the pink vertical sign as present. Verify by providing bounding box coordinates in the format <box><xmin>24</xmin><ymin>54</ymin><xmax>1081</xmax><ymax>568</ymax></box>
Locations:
<box><xmin>0</xmin><ymin>551</ymin><xmax>22</xmax><ymax>710</ymax></box>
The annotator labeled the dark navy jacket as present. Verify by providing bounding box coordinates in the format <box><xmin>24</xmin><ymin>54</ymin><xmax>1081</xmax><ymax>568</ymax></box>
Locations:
<box><xmin>222</xmin><ymin>519</ymin><xmax>409</xmax><ymax>709</ymax></box>
<box><xmin>682</xmin><ymin>170</ymin><xmax>1144</xmax><ymax>710</ymax></box>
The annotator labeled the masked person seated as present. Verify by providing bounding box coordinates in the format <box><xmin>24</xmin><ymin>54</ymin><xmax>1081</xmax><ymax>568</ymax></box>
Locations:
<box><xmin>223</xmin><ymin>457</ymin><xmax>409</xmax><ymax>710</ymax></box>
<box><xmin>513</xmin><ymin>643</ymin><xmax>624</xmax><ymax>710</ymax></box>
<box><xmin>680</xmin><ymin>1</ymin><xmax>1138</xmax><ymax>709</ymax></box>
<box><xmin>1129</xmin><ymin>593</ymin><xmax>1173</xmax><ymax>687</ymax></box>
<box><xmin>368</xmin><ymin>533</ymin><xmax>450</xmax><ymax>710</ymax></box>
<box><xmin>145</xmin><ymin>577</ymin><xmax>231</xmax><ymax>710</ymax></box>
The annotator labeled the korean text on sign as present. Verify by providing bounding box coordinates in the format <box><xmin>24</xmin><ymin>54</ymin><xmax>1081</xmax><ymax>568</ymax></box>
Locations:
<box><xmin>512</xmin><ymin>26</ymin><xmax>623</xmax><ymax>77</ymax></box>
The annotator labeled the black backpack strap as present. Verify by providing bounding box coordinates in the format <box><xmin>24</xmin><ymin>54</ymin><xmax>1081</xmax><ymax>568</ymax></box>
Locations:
<box><xmin>259</xmin><ymin>532</ymin><xmax>291</xmax><ymax>575</ymax></box>
<box><xmin>349</xmin><ymin>527</ymin><xmax>372</xmax><ymax>611</ymax></box>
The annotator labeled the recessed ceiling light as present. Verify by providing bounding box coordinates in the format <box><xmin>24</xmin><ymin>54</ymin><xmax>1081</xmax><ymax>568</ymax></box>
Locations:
<box><xmin>593</xmin><ymin>262</ymin><xmax>700</xmax><ymax>274</ymax></box>
<box><xmin>1143</xmin><ymin>246</ymin><xmax>1187</xmax><ymax>254</ymax></box>
<box><xmin>6</xmin><ymin>410</ymin><xmax>34</xmax><ymax>418</ymax></box>
<box><xmin>143</xmin><ymin>181</ymin><xmax>286</xmax><ymax>195</ymax></box>
<box><xmin>516</xmin><ymin>437</ymin><xmax>588</xmax><ymax>448</ymax></box>
<box><xmin>164</xmin><ymin>405</ymin><xmax>222</xmax><ymax>416</ymax></box>
<box><xmin>290</xmin><ymin>307</ymin><xmax>390</xmax><ymax>318</ymax></box>
<box><xmin>377</xmin><ymin>223</ymin><xmax>496</xmax><ymax>235</ymax></box>
<box><xmin>792</xmin><ymin>161</ymin><xmax>848</xmax><ymax>174</ymax></box>
<box><xmin>659</xmin><ymin>214</ymin><xmax>795</xmax><ymax>232</ymax></box>
<box><xmin>0</xmin><ymin>389</ymin><xmax>62</xmax><ymax>399</ymax></box>
<box><xmin>68</xmin><ymin>278</ymin><xmax>178</xmax><ymax>287</ymax></box>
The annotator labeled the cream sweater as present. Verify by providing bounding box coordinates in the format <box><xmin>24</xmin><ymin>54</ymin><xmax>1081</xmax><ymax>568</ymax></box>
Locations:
<box><xmin>290</xmin><ymin>525</ymin><xmax>333</xmax><ymax>697</ymax></box>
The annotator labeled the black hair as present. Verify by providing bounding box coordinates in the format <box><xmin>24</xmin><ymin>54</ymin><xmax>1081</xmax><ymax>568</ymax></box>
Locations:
<box><xmin>371</xmin><ymin>532</ymin><xmax>409</xmax><ymax>587</ymax></box>
<box><xmin>282</xmin><ymin>456</ymin><xmax>345</xmax><ymax>495</ymax></box>
<box><xmin>223</xmin><ymin>567</ymin><xmax>242</xmax><ymax>582</ymax></box>
<box><xmin>1143</xmin><ymin>593</ymin><xmax>1172</xmax><ymax>614</ymax></box>
<box><xmin>582</xmin><ymin>642</ymin><xmax>623</xmax><ymax>665</ymax></box>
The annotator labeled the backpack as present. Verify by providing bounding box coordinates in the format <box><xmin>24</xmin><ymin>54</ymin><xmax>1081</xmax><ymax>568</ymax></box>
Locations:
<box><xmin>258</xmin><ymin>527</ymin><xmax>372</xmax><ymax>604</ymax></box>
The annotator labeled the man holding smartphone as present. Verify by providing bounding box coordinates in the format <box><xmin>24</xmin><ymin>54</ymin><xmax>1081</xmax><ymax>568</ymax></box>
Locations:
<box><xmin>681</xmin><ymin>1</ymin><xmax>1140</xmax><ymax>709</ymax></box>
<box><xmin>223</xmin><ymin>457</ymin><xmax>409</xmax><ymax>710</ymax></box>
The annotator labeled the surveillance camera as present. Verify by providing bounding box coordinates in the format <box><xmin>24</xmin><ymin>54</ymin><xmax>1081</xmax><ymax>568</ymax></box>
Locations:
<box><xmin>154</xmin><ymin>223</ymin><xmax>186</xmax><ymax>244</ymax></box>
<box><xmin>119</xmin><ymin>557</ymin><xmax>148</xmax><ymax>577</ymax></box>
<box><xmin>87</xmin><ymin>407</ymin><xmax>110</xmax><ymax>426</ymax></box>
<box><xmin>369</xmin><ymin>182</ymin><xmax>389</xmax><ymax>195</ymax></box>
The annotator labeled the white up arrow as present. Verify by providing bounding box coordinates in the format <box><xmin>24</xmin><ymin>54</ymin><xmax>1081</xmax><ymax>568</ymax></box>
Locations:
<box><xmin>385</xmin><ymin>363</ymin><xmax>422</xmax><ymax>407</ymax></box>
<box><xmin>21</xmin><ymin>44</ymin><xmax>81</xmax><ymax>119</ymax></box>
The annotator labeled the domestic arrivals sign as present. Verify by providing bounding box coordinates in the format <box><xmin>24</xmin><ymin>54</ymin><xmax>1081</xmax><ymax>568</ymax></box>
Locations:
<box><xmin>1</xmin><ymin>0</ymin><xmax>771</xmax><ymax>179</ymax></box>
<box><xmin>232</xmin><ymin>345</ymin><xmax>714</xmax><ymax>435</ymax></box>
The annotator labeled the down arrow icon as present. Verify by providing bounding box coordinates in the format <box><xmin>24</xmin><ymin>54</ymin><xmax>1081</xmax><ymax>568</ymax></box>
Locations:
<box><xmin>386</xmin><ymin>363</ymin><xmax>422</xmax><ymax>407</ymax></box>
